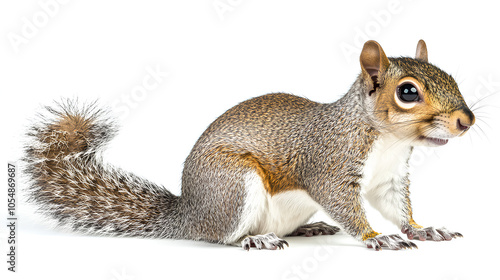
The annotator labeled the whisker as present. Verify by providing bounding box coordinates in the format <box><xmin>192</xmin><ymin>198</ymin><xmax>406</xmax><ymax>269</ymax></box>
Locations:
<box><xmin>470</xmin><ymin>125</ymin><xmax>488</xmax><ymax>142</ymax></box>
<box><xmin>469</xmin><ymin>92</ymin><xmax>498</xmax><ymax>110</ymax></box>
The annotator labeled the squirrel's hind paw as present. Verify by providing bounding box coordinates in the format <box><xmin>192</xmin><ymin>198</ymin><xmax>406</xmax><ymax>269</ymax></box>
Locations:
<box><xmin>287</xmin><ymin>221</ymin><xmax>340</xmax><ymax>237</ymax></box>
<box><xmin>402</xmin><ymin>226</ymin><xmax>463</xmax><ymax>241</ymax></box>
<box><xmin>365</xmin><ymin>234</ymin><xmax>418</xmax><ymax>251</ymax></box>
<box><xmin>241</xmin><ymin>233</ymin><xmax>289</xmax><ymax>251</ymax></box>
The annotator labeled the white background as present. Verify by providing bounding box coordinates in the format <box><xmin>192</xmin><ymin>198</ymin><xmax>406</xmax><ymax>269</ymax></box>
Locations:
<box><xmin>1</xmin><ymin>1</ymin><xmax>499</xmax><ymax>279</ymax></box>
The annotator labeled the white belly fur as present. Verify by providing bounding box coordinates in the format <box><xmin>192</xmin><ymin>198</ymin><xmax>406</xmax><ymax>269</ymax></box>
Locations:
<box><xmin>225</xmin><ymin>172</ymin><xmax>322</xmax><ymax>244</ymax></box>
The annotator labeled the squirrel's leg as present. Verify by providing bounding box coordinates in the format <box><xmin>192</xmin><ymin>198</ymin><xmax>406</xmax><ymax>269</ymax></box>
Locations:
<box><xmin>365</xmin><ymin>180</ymin><xmax>462</xmax><ymax>242</ymax></box>
<box><xmin>183</xmin><ymin>150</ymin><xmax>312</xmax><ymax>249</ymax></box>
<box><xmin>319</xmin><ymin>182</ymin><xmax>417</xmax><ymax>250</ymax></box>
<box><xmin>181</xmin><ymin>151</ymin><xmax>263</xmax><ymax>245</ymax></box>
<box><xmin>287</xmin><ymin>222</ymin><xmax>340</xmax><ymax>237</ymax></box>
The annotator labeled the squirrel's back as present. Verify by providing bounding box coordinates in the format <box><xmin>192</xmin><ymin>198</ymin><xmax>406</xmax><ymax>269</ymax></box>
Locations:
<box><xmin>191</xmin><ymin>93</ymin><xmax>318</xmax><ymax>156</ymax></box>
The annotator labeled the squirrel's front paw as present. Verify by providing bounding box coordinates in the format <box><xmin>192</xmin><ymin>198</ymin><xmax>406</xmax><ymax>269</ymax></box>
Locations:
<box><xmin>364</xmin><ymin>234</ymin><xmax>417</xmax><ymax>251</ymax></box>
<box><xmin>402</xmin><ymin>226</ymin><xmax>463</xmax><ymax>241</ymax></box>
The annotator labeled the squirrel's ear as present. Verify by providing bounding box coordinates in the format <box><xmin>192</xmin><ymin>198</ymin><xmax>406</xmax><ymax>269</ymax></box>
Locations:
<box><xmin>415</xmin><ymin>39</ymin><xmax>428</xmax><ymax>62</ymax></box>
<box><xmin>360</xmin><ymin>40</ymin><xmax>390</xmax><ymax>93</ymax></box>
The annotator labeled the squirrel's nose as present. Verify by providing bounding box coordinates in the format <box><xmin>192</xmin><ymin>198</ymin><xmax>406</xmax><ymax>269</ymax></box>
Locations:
<box><xmin>453</xmin><ymin>107</ymin><xmax>475</xmax><ymax>134</ymax></box>
<box><xmin>457</xmin><ymin>118</ymin><xmax>470</xmax><ymax>131</ymax></box>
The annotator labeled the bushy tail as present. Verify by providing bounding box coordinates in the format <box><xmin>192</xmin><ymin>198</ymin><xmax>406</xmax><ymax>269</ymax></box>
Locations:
<box><xmin>23</xmin><ymin>99</ymin><xmax>182</xmax><ymax>238</ymax></box>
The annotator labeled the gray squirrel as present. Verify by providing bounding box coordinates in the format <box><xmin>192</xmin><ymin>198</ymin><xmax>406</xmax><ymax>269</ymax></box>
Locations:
<box><xmin>24</xmin><ymin>40</ymin><xmax>474</xmax><ymax>250</ymax></box>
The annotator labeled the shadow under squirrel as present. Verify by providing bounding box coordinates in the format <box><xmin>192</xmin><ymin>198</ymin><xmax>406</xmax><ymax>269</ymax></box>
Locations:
<box><xmin>24</xmin><ymin>40</ymin><xmax>475</xmax><ymax>250</ymax></box>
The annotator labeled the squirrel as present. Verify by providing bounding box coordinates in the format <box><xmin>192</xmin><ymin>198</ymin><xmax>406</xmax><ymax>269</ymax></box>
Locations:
<box><xmin>23</xmin><ymin>39</ymin><xmax>474</xmax><ymax>251</ymax></box>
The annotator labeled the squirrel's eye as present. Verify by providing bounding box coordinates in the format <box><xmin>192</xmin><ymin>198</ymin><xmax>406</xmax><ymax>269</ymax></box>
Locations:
<box><xmin>398</xmin><ymin>83</ymin><xmax>420</xmax><ymax>102</ymax></box>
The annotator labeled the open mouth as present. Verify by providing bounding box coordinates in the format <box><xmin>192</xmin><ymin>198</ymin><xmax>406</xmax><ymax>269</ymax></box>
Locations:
<box><xmin>419</xmin><ymin>136</ymin><xmax>449</xmax><ymax>146</ymax></box>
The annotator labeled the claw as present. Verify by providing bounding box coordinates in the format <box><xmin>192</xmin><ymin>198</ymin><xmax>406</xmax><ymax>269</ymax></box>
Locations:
<box><xmin>436</xmin><ymin>228</ymin><xmax>452</xmax><ymax>241</ymax></box>
<box><xmin>365</xmin><ymin>234</ymin><xmax>416</xmax><ymax>251</ymax></box>
<box><xmin>241</xmin><ymin>233</ymin><xmax>289</xmax><ymax>251</ymax></box>
<box><xmin>243</xmin><ymin>240</ymin><xmax>251</xmax><ymax>251</ymax></box>
<box><xmin>409</xmin><ymin>241</ymin><xmax>418</xmax><ymax>249</ymax></box>
<box><xmin>404</xmin><ymin>226</ymin><xmax>463</xmax><ymax>242</ymax></box>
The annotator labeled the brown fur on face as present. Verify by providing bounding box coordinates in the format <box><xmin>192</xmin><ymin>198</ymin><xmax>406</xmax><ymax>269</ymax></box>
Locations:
<box><xmin>371</xmin><ymin>57</ymin><xmax>475</xmax><ymax>145</ymax></box>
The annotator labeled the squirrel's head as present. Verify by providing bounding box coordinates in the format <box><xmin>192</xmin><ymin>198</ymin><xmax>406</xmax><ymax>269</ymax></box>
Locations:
<box><xmin>359</xmin><ymin>39</ymin><xmax>475</xmax><ymax>147</ymax></box>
